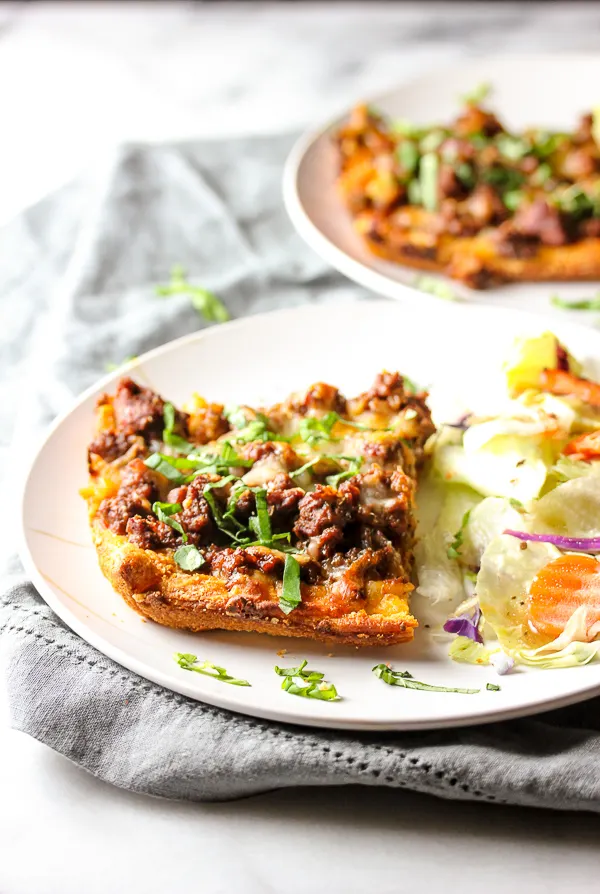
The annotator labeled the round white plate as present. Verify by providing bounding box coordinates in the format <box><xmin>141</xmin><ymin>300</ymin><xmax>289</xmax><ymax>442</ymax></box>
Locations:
<box><xmin>284</xmin><ymin>54</ymin><xmax>600</xmax><ymax>314</ymax></box>
<box><xmin>20</xmin><ymin>300</ymin><xmax>600</xmax><ymax>731</ymax></box>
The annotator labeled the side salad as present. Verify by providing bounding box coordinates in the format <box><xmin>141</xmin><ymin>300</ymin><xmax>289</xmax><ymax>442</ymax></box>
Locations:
<box><xmin>417</xmin><ymin>331</ymin><xmax>600</xmax><ymax>671</ymax></box>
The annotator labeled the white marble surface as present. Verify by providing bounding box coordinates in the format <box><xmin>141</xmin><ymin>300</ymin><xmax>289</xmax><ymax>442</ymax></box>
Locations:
<box><xmin>3</xmin><ymin>3</ymin><xmax>600</xmax><ymax>892</ymax></box>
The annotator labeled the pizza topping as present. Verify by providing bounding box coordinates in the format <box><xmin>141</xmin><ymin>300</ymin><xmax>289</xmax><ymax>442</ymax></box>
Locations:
<box><xmin>88</xmin><ymin>431</ymin><xmax>142</xmax><ymax>464</ymax></box>
<box><xmin>293</xmin><ymin>482</ymin><xmax>360</xmax><ymax>560</ymax></box>
<box><xmin>92</xmin><ymin>373</ymin><xmax>435</xmax><ymax>609</ymax></box>
<box><xmin>112</xmin><ymin>378</ymin><xmax>169</xmax><ymax>440</ymax></box>
<box><xmin>97</xmin><ymin>458</ymin><xmax>161</xmax><ymax>535</ymax></box>
<box><xmin>173</xmin><ymin>544</ymin><xmax>205</xmax><ymax>571</ymax></box>
<box><xmin>126</xmin><ymin>514</ymin><xmax>180</xmax><ymax>550</ymax></box>
<box><xmin>279</xmin><ymin>554</ymin><xmax>302</xmax><ymax>614</ymax></box>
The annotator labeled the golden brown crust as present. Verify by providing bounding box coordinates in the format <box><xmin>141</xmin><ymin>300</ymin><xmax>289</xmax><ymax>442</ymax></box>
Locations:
<box><xmin>93</xmin><ymin>522</ymin><xmax>416</xmax><ymax>646</ymax></box>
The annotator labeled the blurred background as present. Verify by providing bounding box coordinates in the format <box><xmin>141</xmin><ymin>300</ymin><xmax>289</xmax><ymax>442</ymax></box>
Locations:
<box><xmin>2</xmin><ymin>0</ymin><xmax>599</xmax><ymax>223</ymax></box>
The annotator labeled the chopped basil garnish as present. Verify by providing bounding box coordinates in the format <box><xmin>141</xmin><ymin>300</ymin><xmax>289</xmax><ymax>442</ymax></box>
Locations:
<box><xmin>203</xmin><ymin>477</ymin><xmax>247</xmax><ymax>541</ymax></box>
<box><xmin>373</xmin><ymin>664</ymin><xmax>479</xmax><ymax>694</ymax></box>
<box><xmin>391</xmin><ymin>119</ymin><xmax>428</xmax><ymax>139</ymax></box>
<box><xmin>224</xmin><ymin>405</ymin><xmax>251</xmax><ymax>430</ymax></box>
<box><xmin>414</xmin><ymin>274</ymin><xmax>458</xmax><ymax>302</ymax></box>
<box><xmin>156</xmin><ymin>266</ymin><xmax>230</xmax><ymax>323</ymax></box>
<box><xmin>248</xmin><ymin>489</ymin><xmax>271</xmax><ymax>542</ymax></box>
<box><xmin>486</xmin><ymin>682</ymin><xmax>501</xmax><ymax>692</ymax></box>
<box><xmin>407</xmin><ymin>178</ymin><xmax>422</xmax><ymax>206</ymax></box>
<box><xmin>420</xmin><ymin>129</ymin><xmax>445</xmax><ymax>154</ymax></box>
<box><xmin>174</xmin><ymin>544</ymin><xmax>205</xmax><ymax>571</ymax></box>
<box><xmin>419</xmin><ymin>151</ymin><xmax>439</xmax><ymax>211</ymax></box>
<box><xmin>299</xmin><ymin>413</ymin><xmax>340</xmax><ymax>445</ymax></box>
<box><xmin>274</xmin><ymin>659</ymin><xmax>323</xmax><ymax>681</ymax></box>
<box><xmin>105</xmin><ymin>354</ymin><xmax>138</xmax><ymax>372</ymax></box>
<box><xmin>496</xmin><ymin>134</ymin><xmax>530</xmax><ymax>161</ymax></box>
<box><xmin>145</xmin><ymin>453</ymin><xmax>195</xmax><ymax>484</ymax></box>
<box><xmin>396</xmin><ymin>140</ymin><xmax>419</xmax><ymax>175</ymax></box>
<box><xmin>551</xmin><ymin>293</ymin><xmax>600</xmax><ymax>311</ymax></box>
<box><xmin>225</xmin><ymin>409</ymin><xmax>286</xmax><ymax>444</ymax></box>
<box><xmin>447</xmin><ymin>509</ymin><xmax>471</xmax><ymax>560</ymax></box>
<box><xmin>531</xmin><ymin>162</ymin><xmax>552</xmax><ymax>186</ymax></box>
<box><xmin>275</xmin><ymin>659</ymin><xmax>339</xmax><ymax>700</ymax></box>
<box><xmin>281</xmin><ymin>676</ymin><xmax>339</xmax><ymax>701</ymax></box>
<box><xmin>152</xmin><ymin>501</ymin><xmax>187</xmax><ymax>541</ymax></box>
<box><xmin>503</xmin><ymin>189</ymin><xmax>523</xmax><ymax>212</ymax></box>
<box><xmin>175</xmin><ymin>653</ymin><xmax>250</xmax><ymax>686</ymax></box>
<box><xmin>460</xmin><ymin>82</ymin><xmax>491</xmax><ymax>105</ymax></box>
<box><xmin>162</xmin><ymin>402</ymin><xmax>195</xmax><ymax>453</ymax></box>
<box><xmin>279</xmin><ymin>554</ymin><xmax>302</xmax><ymax>615</ymax></box>
<box><xmin>481</xmin><ymin>166</ymin><xmax>525</xmax><ymax>191</ymax></box>
<box><xmin>455</xmin><ymin>162</ymin><xmax>475</xmax><ymax>189</ymax></box>
<box><xmin>326</xmin><ymin>455</ymin><xmax>363</xmax><ymax>488</ymax></box>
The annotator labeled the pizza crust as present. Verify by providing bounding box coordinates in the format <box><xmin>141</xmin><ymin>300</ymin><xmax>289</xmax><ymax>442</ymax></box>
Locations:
<box><xmin>93</xmin><ymin>521</ymin><xmax>417</xmax><ymax>646</ymax></box>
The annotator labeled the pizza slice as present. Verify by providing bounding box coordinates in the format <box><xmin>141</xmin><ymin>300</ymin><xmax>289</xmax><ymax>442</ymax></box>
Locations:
<box><xmin>335</xmin><ymin>97</ymin><xmax>600</xmax><ymax>288</ymax></box>
<box><xmin>83</xmin><ymin>372</ymin><xmax>435</xmax><ymax>646</ymax></box>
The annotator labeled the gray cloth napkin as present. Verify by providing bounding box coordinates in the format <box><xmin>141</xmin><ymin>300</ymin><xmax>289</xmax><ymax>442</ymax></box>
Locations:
<box><xmin>3</xmin><ymin>135</ymin><xmax>600</xmax><ymax>811</ymax></box>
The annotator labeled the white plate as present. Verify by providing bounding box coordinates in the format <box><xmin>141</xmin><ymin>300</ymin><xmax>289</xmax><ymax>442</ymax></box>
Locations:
<box><xmin>20</xmin><ymin>300</ymin><xmax>600</xmax><ymax>731</ymax></box>
<box><xmin>284</xmin><ymin>54</ymin><xmax>600</xmax><ymax>314</ymax></box>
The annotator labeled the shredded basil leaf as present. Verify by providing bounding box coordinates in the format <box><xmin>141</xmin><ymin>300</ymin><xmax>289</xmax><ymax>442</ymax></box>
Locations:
<box><xmin>551</xmin><ymin>293</ymin><xmax>600</xmax><ymax>311</ymax></box>
<box><xmin>419</xmin><ymin>151</ymin><xmax>439</xmax><ymax>211</ymax></box>
<box><xmin>156</xmin><ymin>266</ymin><xmax>230</xmax><ymax>323</ymax></box>
<box><xmin>447</xmin><ymin>509</ymin><xmax>471</xmax><ymax>560</ymax></box>
<box><xmin>145</xmin><ymin>453</ymin><xmax>195</xmax><ymax>484</ymax></box>
<box><xmin>325</xmin><ymin>455</ymin><xmax>363</xmax><ymax>488</ymax></box>
<box><xmin>175</xmin><ymin>653</ymin><xmax>250</xmax><ymax>686</ymax></box>
<box><xmin>248</xmin><ymin>489</ymin><xmax>271</xmax><ymax>543</ymax></box>
<box><xmin>396</xmin><ymin>140</ymin><xmax>419</xmax><ymax>175</ymax></box>
<box><xmin>174</xmin><ymin>544</ymin><xmax>205</xmax><ymax>571</ymax></box>
<box><xmin>162</xmin><ymin>401</ymin><xmax>195</xmax><ymax>453</ymax></box>
<box><xmin>503</xmin><ymin>189</ymin><xmax>524</xmax><ymax>212</ymax></box>
<box><xmin>531</xmin><ymin>162</ymin><xmax>552</xmax><ymax>186</ymax></box>
<box><xmin>281</xmin><ymin>676</ymin><xmax>339</xmax><ymax>701</ymax></box>
<box><xmin>486</xmin><ymin>682</ymin><xmax>501</xmax><ymax>692</ymax></box>
<box><xmin>279</xmin><ymin>554</ymin><xmax>302</xmax><ymax>615</ymax></box>
<box><xmin>152</xmin><ymin>501</ymin><xmax>187</xmax><ymax>541</ymax></box>
<box><xmin>496</xmin><ymin>134</ymin><xmax>530</xmax><ymax>161</ymax></box>
<box><xmin>373</xmin><ymin>664</ymin><xmax>479</xmax><ymax>694</ymax></box>
<box><xmin>105</xmin><ymin>354</ymin><xmax>138</xmax><ymax>372</ymax></box>
<box><xmin>414</xmin><ymin>274</ymin><xmax>458</xmax><ymax>302</ymax></box>
<box><xmin>407</xmin><ymin>178</ymin><xmax>422</xmax><ymax>205</ymax></box>
<box><xmin>460</xmin><ymin>82</ymin><xmax>491</xmax><ymax>105</ymax></box>
<box><xmin>274</xmin><ymin>659</ymin><xmax>324</xmax><ymax>681</ymax></box>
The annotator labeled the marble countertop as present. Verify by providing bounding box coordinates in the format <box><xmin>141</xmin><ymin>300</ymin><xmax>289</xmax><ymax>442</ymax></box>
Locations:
<box><xmin>3</xmin><ymin>3</ymin><xmax>600</xmax><ymax>892</ymax></box>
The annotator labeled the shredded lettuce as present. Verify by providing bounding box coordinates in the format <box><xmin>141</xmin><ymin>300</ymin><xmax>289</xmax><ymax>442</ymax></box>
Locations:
<box><xmin>434</xmin><ymin>434</ymin><xmax>549</xmax><ymax>503</ymax></box>
<box><xmin>531</xmin><ymin>476</ymin><xmax>600</xmax><ymax>538</ymax></box>
<box><xmin>448</xmin><ymin>637</ymin><xmax>496</xmax><ymax>665</ymax></box>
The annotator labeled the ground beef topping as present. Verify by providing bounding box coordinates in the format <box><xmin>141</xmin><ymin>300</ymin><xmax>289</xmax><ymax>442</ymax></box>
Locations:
<box><xmin>97</xmin><ymin>459</ymin><xmax>162</xmax><ymax>536</ymax></box>
<box><xmin>111</xmin><ymin>378</ymin><xmax>169</xmax><ymax>439</ymax></box>
<box><xmin>88</xmin><ymin>431</ymin><xmax>143</xmax><ymax>466</ymax></box>
<box><xmin>293</xmin><ymin>482</ymin><xmax>360</xmax><ymax>560</ymax></box>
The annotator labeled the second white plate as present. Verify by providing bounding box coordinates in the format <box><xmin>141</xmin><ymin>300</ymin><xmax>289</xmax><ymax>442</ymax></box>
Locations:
<box><xmin>284</xmin><ymin>54</ymin><xmax>600</xmax><ymax>314</ymax></box>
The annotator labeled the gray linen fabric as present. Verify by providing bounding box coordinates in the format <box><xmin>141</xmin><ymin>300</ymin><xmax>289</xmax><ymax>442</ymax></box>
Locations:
<box><xmin>2</xmin><ymin>135</ymin><xmax>600</xmax><ymax>810</ymax></box>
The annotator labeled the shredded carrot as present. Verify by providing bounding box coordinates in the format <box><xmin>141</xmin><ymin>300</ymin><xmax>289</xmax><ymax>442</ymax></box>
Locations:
<box><xmin>540</xmin><ymin>369</ymin><xmax>600</xmax><ymax>408</ymax></box>
<box><xmin>528</xmin><ymin>554</ymin><xmax>600</xmax><ymax>640</ymax></box>
<box><xmin>563</xmin><ymin>430</ymin><xmax>600</xmax><ymax>460</ymax></box>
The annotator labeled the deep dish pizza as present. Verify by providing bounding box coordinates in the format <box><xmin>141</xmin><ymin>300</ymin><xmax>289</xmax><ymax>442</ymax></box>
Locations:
<box><xmin>335</xmin><ymin>93</ymin><xmax>600</xmax><ymax>288</ymax></box>
<box><xmin>83</xmin><ymin>373</ymin><xmax>435</xmax><ymax>646</ymax></box>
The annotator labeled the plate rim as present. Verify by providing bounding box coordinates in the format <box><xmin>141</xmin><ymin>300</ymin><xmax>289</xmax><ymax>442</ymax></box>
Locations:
<box><xmin>18</xmin><ymin>299</ymin><xmax>600</xmax><ymax>731</ymax></box>
<box><xmin>283</xmin><ymin>52</ymin><xmax>600</xmax><ymax>309</ymax></box>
